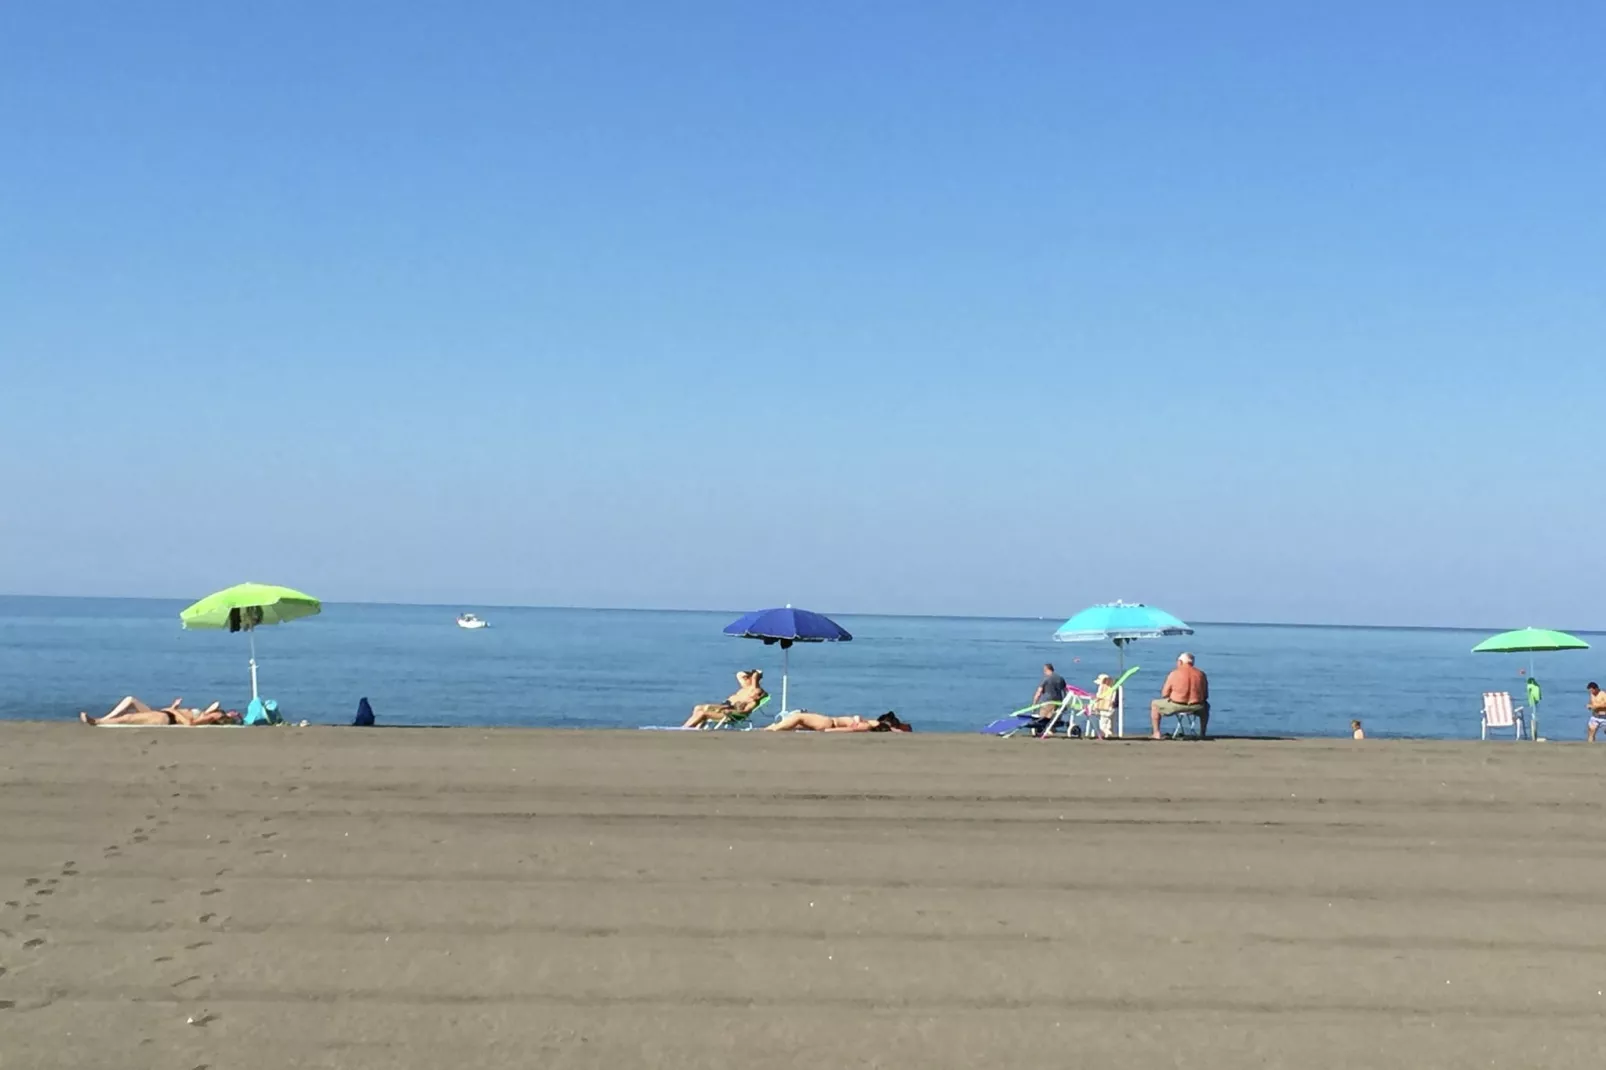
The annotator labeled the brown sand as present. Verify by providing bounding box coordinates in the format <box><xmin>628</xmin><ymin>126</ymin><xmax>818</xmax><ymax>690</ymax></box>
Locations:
<box><xmin>2</xmin><ymin>725</ymin><xmax>1603</xmax><ymax>1068</ymax></box>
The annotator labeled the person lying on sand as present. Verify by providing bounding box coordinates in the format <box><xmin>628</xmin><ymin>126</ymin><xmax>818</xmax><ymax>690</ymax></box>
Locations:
<box><xmin>81</xmin><ymin>696</ymin><xmax>240</xmax><ymax>726</ymax></box>
<box><xmin>682</xmin><ymin>669</ymin><xmax>767</xmax><ymax>728</ymax></box>
<box><xmin>765</xmin><ymin>711</ymin><xmax>911</xmax><ymax>733</ymax></box>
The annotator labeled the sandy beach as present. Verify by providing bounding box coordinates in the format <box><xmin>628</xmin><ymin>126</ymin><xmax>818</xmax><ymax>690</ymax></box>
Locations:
<box><xmin>3</xmin><ymin>726</ymin><xmax>1604</xmax><ymax>1068</ymax></box>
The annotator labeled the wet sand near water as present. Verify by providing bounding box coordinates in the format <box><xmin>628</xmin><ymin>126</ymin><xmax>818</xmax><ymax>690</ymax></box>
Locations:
<box><xmin>2</xmin><ymin>725</ymin><xmax>1603</xmax><ymax>1068</ymax></box>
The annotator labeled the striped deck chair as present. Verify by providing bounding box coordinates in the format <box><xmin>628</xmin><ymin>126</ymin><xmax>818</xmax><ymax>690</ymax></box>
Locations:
<box><xmin>1481</xmin><ymin>692</ymin><xmax>1526</xmax><ymax>740</ymax></box>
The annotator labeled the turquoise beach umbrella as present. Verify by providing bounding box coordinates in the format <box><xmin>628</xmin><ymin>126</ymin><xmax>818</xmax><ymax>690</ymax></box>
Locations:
<box><xmin>1053</xmin><ymin>601</ymin><xmax>1193</xmax><ymax>737</ymax></box>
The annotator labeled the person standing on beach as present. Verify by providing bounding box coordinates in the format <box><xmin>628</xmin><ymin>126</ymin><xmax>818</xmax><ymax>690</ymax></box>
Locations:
<box><xmin>1587</xmin><ymin>683</ymin><xmax>1606</xmax><ymax>741</ymax></box>
<box><xmin>1033</xmin><ymin>663</ymin><xmax>1068</xmax><ymax>716</ymax></box>
<box><xmin>1150</xmin><ymin>653</ymin><xmax>1210</xmax><ymax>739</ymax></box>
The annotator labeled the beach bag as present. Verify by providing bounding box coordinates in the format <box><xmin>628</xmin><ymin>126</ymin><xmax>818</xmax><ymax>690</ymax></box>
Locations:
<box><xmin>353</xmin><ymin>697</ymin><xmax>375</xmax><ymax>726</ymax></box>
<box><xmin>244</xmin><ymin>697</ymin><xmax>282</xmax><ymax>726</ymax></box>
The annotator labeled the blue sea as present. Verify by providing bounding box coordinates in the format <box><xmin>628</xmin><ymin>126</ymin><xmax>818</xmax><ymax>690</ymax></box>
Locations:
<box><xmin>0</xmin><ymin>597</ymin><xmax>1600</xmax><ymax>739</ymax></box>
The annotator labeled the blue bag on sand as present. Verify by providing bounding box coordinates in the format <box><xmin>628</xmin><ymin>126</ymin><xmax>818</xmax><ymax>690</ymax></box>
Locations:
<box><xmin>244</xmin><ymin>697</ymin><xmax>282</xmax><ymax>726</ymax></box>
<box><xmin>354</xmin><ymin>697</ymin><xmax>375</xmax><ymax>726</ymax></box>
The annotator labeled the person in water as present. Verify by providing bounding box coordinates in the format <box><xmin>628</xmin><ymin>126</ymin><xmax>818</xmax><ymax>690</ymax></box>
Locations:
<box><xmin>81</xmin><ymin>696</ymin><xmax>239</xmax><ymax>726</ymax></box>
<box><xmin>682</xmin><ymin>669</ymin><xmax>767</xmax><ymax>728</ymax></box>
<box><xmin>764</xmin><ymin>711</ymin><xmax>911</xmax><ymax>733</ymax></box>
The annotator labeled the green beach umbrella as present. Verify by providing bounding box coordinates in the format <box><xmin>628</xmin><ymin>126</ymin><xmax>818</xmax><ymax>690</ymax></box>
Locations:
<box><xmin>180</xmin><ymin>582</ymin><xmax>321</xmax><ymax>699</ymax></box>
<box><xmin>1472</xmin><ymin>628</ymin><xmax>1589</xmax><ymax>740</ymax></box>
<box><xmin>1471</xmin><ymin>628</ymin><xmax>1589</xmax><ymax>654</ymax></box>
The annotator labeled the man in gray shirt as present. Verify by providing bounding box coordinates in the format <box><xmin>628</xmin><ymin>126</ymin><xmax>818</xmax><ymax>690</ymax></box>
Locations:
<box><xmin>1033</xmin><ymin>663</ymin><xmax>1068</xmax><ymax>715</ymax></box>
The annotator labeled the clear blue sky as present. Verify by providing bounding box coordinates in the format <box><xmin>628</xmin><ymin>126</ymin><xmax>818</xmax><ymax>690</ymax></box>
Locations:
<box><xmin>2</xmin><ymin>1</ymin><xmax>1602</xmax><ymax>626</ymax></box>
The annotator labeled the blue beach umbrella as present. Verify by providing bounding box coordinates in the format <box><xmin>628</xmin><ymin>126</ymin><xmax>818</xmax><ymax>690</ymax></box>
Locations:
<box><xmin>723</xmin><ymin>605</ymin><xmax>852</xmax><ymax>716</ymax></box>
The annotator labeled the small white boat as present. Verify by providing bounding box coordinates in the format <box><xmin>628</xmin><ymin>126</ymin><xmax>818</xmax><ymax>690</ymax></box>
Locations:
<box><xmin>456</xmin><ymin>613</ymin><xmax>488</xmax><ymax>630</ymax></box>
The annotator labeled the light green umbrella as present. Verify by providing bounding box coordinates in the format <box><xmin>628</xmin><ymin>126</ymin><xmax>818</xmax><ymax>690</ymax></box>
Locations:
<box><xmin>1472</xmin><ymin>628</ymin><xmax>1590</xmax><ymax>739</ymax></box>
<box><xmin>1471</xmin><ymin>628</ymin><xmax>1589</xmax><ymax>654</ymax></box>
<box><xmin>180</xmin><ymin>582</ymin><xmax>321</xmax><ymax>699</ymax></box>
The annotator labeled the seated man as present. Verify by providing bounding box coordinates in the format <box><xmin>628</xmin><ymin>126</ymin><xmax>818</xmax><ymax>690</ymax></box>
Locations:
<box><xmin>1150</xmin><ymin>652</ymin><xmax>1210</xmax><ymax>738</ymax></box>
<box><xmin>682</xmin><ymin>670</ymin><xmax>767</xmax><ymax>728</ymax></box>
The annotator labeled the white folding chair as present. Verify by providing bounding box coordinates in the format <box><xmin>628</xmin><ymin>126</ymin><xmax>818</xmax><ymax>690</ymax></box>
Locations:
<box><xmin>1481</xmin><ymin>691</ymin><xmax>1526</xmax><ymax>740</ymax></box>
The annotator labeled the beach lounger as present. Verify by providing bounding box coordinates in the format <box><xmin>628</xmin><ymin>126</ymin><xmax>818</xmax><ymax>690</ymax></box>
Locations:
<box><xmin>1481</xmin><ymin>691</ymin><xmax>1526</xmax><ymax>740</ymax></box>
<box><xmin>982</xmin><ymin>690</ymin><xmax>1092</xmax><ymax>738</ymax></box>
<box><xmin>707</xmin><ymin>694</ymin><xmax>770</xmax><ymax>730</ymax></box>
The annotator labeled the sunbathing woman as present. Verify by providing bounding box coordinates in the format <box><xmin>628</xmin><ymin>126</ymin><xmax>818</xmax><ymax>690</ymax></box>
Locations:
<box><xmin>765</xmin><ymin>711</ymin><xmax>911</xmax><ymax>733</ymax></box>
<box><xmin>682</xmin><ymin>670</ymin><xmax>768</xmax><ymax>728</ymax></box>
<box><xmin>81</xmin><ymin>697</ymin><xmax>239</xmax><ymax>726</ymax></box>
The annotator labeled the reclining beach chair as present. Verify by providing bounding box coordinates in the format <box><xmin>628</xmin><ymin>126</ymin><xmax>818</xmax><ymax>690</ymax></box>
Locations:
<box><xmin>981</xmin><ymin>689</ymin><xmax>1091</xmax><ymax>738</ymax></box>
<box><xmin>1480</xmin><ymin>691</ymin><xmax>1526</xmax><ymax>740</ymax></box>
<box><xmin>705</xmin><ymin>694</ymin><xmax>771</xmax><ymax>730</ymax></box>
<box><xmin>1037</xmin><ymin>689</ymin><xmax>1092</xmax><ymax>739</ymax></box>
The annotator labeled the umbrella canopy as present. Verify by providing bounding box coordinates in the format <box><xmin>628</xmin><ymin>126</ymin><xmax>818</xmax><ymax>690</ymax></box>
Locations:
<box><xmin>723</xmin><ymin>606</ymin><xmax>853</xmax><ymax>645</ymax></box>
<box><xmin>180</xmin><ymin>582</ymin><xmax>322</xmax><ymax>700</ymax></box>
<box><xmin>1053</xmin><ymin>602</ymin><xmax>1193</xmax><ymax>643</ymax></box>
<box><xmin>1470</xmin><ymin>627</ymin><xmax>1589</xmax><ymax>654</ymax></box>
<box><xmin>722</xmin><ymin>605</ymin><xmax>852</xmax><ymax>715</ymax></box>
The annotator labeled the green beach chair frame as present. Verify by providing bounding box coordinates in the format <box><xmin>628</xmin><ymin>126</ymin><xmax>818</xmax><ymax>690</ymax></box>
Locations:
<box><xmin>705</xmin><ymin>694</ymin><xmax>771</xmax><ymax>730</ymax></box>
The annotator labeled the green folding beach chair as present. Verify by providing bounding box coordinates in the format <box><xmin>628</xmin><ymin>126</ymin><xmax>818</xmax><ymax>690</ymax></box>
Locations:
<box><xmin>705</xmin><ymin>694</ymin><xmax>771</xmax><ymax>730</ymax></box>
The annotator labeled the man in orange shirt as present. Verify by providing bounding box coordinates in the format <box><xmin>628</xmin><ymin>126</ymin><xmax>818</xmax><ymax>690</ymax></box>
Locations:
<box><xmin>1151</xmin><ymin>652</ymin><xmax>1210</xmax><ymax>739</ymax></box>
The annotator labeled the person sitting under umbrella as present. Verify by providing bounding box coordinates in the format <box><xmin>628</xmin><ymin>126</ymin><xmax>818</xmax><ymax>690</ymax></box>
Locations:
<box><xmin>1149</xmin><ymin>652</ymin><xmax>1210</xmax><ymax>738</ymax></box>
<box><xmin>81</xmin><ymin>696</ymin><xmax>239</xmax><ymax>726</ymax></box>
<box><xmin>765</xmin><ymin>711</ymin><xmax>911</xmax><ymax>733</ymax></box>
<box><xmin>682</xmin><ymin>670</ymin><xmax>767</xmax><ymax>729</ymax></box>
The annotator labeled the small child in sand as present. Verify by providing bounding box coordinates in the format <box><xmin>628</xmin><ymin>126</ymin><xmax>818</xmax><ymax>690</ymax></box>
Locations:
<box><xmin>1351</xmin><ymin>719</ymin><xmax>1365</xmax><ymax>740</ymax></box>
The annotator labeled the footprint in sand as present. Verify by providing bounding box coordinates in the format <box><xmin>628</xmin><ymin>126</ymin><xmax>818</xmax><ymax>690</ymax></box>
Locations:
<box><xmin>199</xmin><ymin>888</ymin><xmax>222</xmax><ymax>897</ymax></box>
<box><xmin>0</xmin><ymin>966</ymin><xmax>8</xmax><ymax>978</ymax></box>
<box><xmin>170</xmin><ymin>975</ymin><xmax>201</xmax><ymax>988</ymax></box>
<box><xmin>0</xmin><ymin>1001</ymin><xmax>15</xmax><ymax>1010</ymax></box>
<box><xmin>260</xmin><ymin>832</ymin><xmax>277</xmax><ymax>840</ymax></box>
<box><xmin>253</xmin><ymin>849</ymin><xmax>274</xmax><ymax>856</ymax></box>
<box><xmin>154</xmin><ymin>955</ymin><xmax>173</xmax><ymax>963</ymax></box>
<box><xmin>185</xmin><ymin>941</ymin><xmax>211</xmax><ymax>950</ymax></box>
<box><xmin>3</xmin><ymin>901</ymin><xmax>17</xmax><ymax>909</ymax></box>
<box><xmin>43</xmin><ymin>878</ymin><xmax>58</xmax><ymax>886</ymax></box>
<box><xmin>23</xmin><ymin>914</ymin><xmax>38</xmax><ymax>922</ymax></box>
<box><xmin>150</xmin><ymin>898</ymin><xmax>166</xmax><ymax>905</ymax></box>
<box><xmin>23</xmin><ymin>938</ymin><xmax>44</xmax><ymax>950</ymax></box>
<box><xmin>34</xmin><ymin>889</ymin><xmax>54</xmax><ymax>898</ymax></box>
<box><xmin>131</xmin><ymin>836</ymin><xmax>149</xmax><ymax>844</ymax></box>
<box><xmin>22</xmin><ymin>879</ymin><xmax>38</xmax><ymax>887</ymax></box>
<box><xmin>198</xmin><ymin>913</ymin><xmax>216</xmax><ymax>924</ymax></box>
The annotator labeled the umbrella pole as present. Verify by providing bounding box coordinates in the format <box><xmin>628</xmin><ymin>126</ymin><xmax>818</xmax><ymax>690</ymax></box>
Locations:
<box><xmin>249</xmin><ymin>627</ymin><xmax>259</xmax><ymax>701</ymax></box>
<box><xmin>1116</xmin><ymin>639</ymin><xmax>1126</xmax><ymax>738</ymax></box>
<box><xmin>781</xmin><ymin>644</ymin><xmax>790</xmax><ymax>715</ymax></box>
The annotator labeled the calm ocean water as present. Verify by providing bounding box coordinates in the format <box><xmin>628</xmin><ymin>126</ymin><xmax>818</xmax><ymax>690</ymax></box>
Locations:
<box><xmin>1</xmin><ymin>597</ymin><xmax>1601</xmax><ymax>739</ymax></box>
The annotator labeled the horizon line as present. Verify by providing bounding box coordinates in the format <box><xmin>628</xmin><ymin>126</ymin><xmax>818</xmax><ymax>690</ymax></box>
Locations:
<box><xmin>0</xmin><ymin>592</ymin><xmax>1598</xmax><ymax>637</ymax></box>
